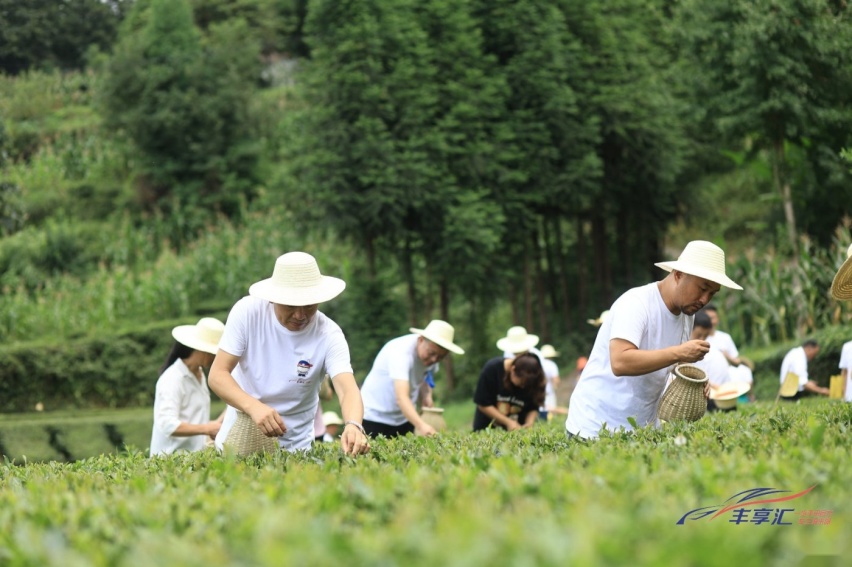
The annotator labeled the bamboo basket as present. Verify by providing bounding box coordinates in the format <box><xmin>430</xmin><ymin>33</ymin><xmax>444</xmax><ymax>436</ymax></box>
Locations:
<box><xmin>223</xmin><ymin>410</ymin><xmax>280</xmax><ymax>456</ymax></box>
<box><xmin>657</xmin><ymin>364</ymin><xmax>708</xmax><ymax>422</ymax></box>
<box><xmin>420</xmin><ymin>407</ymin><xmax>447</xmax><ymax>432</ymax></box>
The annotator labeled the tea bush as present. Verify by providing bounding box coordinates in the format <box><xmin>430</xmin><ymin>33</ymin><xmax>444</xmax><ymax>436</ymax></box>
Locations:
<box><xmin>0</xmin><ymin>400</ymin><xmax>849</xmax><ymax>566</ymax></box>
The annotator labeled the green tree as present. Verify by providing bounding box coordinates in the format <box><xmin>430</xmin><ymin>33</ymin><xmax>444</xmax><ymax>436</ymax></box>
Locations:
<box><xmin>475</xmin><ymin>0</ymin><xmax>602</xmax><ymax>334</ymax></box>
<box><xmin>290</xmin><ymin>0</ymin><xmax>439</xmax><ymax>276</ymax></box>
<box><xmin>0</xmin><ymin>0</ymin><xmax>128</xmax><ymax>74</ymax></box>
<box><xmin>100</xmin><ymin>0</ymin><xmax>262</xmax><ymax>228</ymax></box>
<box><xmin>403</xmin><ymin>0</ymin><xmax>512</xmax><ymax>388</ymax></box>
<box><xmin>190</xmin><ymin>0</ymin><xmax>309</xmax><ymax>57</ymax></box>
<box><xmin>289</xmin><ymin>0</ymin><xmax>513</xmax><ymax>391</ymax></box>
<box><xmin>675</xmin><ymin>0</ymin><xmax>852</xmax><ymax>257</ymax></box>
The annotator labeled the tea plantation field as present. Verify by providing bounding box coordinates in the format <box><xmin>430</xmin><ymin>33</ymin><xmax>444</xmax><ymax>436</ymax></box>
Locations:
<box><xmin>1</xmin><ymin>401</ymin><xmax>849</xmax><ymax>566</ymax></box>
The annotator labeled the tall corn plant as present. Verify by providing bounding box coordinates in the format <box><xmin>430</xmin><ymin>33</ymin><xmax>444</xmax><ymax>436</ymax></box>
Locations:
<box><xmin>723</xmin><ymin>224</ymin><xmax>852</xmax><ymax>347</ymax></box>
<box><xmin>0</xmin><ymin>208</ymin><xmax>354</xmax><ymax>343</ymax></box>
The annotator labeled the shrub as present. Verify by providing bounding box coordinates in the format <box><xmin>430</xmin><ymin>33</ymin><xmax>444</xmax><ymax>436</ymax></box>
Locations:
<box><xmin>0</xmin><ymin>315</ymin><xmax>230</xmax><ymax>413</ymax></box>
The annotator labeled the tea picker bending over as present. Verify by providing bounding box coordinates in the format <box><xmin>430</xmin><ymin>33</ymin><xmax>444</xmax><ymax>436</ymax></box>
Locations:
<box><xmin>360</xmin><ymin>320</ymin><xmax>464</xmax><ymax>438</ymax></box>
<box><xmin>209</xmin><ymin>252</ymin><xmax>370</xmax><ymax>456</ymax></box>
<box><xmin>473</xmin><ymin>326</ymin><xmax>546</xmax><ymax>431</ymax></box>
<box><xmin>565</xmin><ymin>241</ymin><xmax>743</xmax><ymax>439</ymax></box>
<box><xmin>779</xmin><ymin>340</ymin><xmax>828</xmax><ymax>401</ymax></box>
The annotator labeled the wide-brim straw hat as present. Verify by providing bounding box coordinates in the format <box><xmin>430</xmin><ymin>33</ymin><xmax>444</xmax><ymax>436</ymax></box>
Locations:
<box><xmin>223</xmin><ymin>410</ymin><xmax>280</xmax><ymax>457</ymax></box>
<box><xmin>249</xmin><ymin>252</ymin><xmax>346</xmax><ymax>306</ymax></box>
<box><xmin>172</xmin><ymin>317</ymin><xmax>225</xmax><ymax>355</ymax></box>
<box><xmin>540</xmin><ymin>344</ymin><xmax>560</xmax><ymax>358</ymax></box>
<box><xmin>410</xmin><ymin>320</ymin><xmax>464</xmax><ymax>355</ymax></box>
<box><xmin>710</xmin><ymin>381</ymin><xmax>751</xmax><ymax>409</ymax></box>
<box><xmin>496</xmin><ymin>326</ymin><xmax>539</xmax><ymax>354</ymax></box>
<box><xmin>587</xmin><ymin>310</ymin><xmax>610</xmax><ymax>327</ymax></box>
<box><xmin>830</xmin><ymin>243</ymin><xmax>852</xmax><ymax>300</ymax></box>
<box><xmin>322</xmin><ymin>411</ymin><xmax>343</xmax><ymax>427</ymax></box>
<box><xmin>655</xmin><ymin>240</ymin><xmax>742</xmax><ymax>290</ymax></box>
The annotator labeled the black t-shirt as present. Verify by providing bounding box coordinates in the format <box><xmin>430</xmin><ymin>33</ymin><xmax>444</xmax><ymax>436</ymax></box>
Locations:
<box><xmin>472</xmin><ymin>356</ymin><xmax>539</xmax><ymax>431</ymax></box>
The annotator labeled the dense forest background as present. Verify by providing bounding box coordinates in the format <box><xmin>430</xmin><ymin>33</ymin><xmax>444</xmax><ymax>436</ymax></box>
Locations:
<box><xmin>1</xmin><ymin>0</ymin><xmax>852</xmax><ymax>407</ymax></box>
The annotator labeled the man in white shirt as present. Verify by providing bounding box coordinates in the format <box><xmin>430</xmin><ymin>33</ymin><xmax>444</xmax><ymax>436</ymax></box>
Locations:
<box><xmin>703</xmin><ymin>304</ymin><xmax>754</xmax><ymax>386</ymax></box>
<box><xmin>779</xmin><ymin>340</ymin><xmax>829</xmax><ymax>400</ymax></box>
<box><xmin>209</xmin><ymin>252</ymin><xmax>370</xmax><ymax>456</ymax></box>
<box><xmin>839</xmin><ymin>340</ymin><xmax>852</xmax><ymax>402</ymax></box>
<box><xmin>361</xmin><ymin>320</ymin><xmax>464</xmax><ymax>438</ymax></box>
<box><xmin>566</xmin><ymin>240</ymin><xmax>743</xmax><ymax>439</ymax></box>
<box><xmin>689</xmin><ymin>311</ymin><xmax>751</xmax><ymax>412</ymax></box>
<box><xmin>690</xmin><ymin>313</ymin><xmax>732</xmax><ymax>389</ymax></box>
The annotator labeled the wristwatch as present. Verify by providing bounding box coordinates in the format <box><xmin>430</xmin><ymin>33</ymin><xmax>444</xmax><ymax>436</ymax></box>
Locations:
<box><xmin>344</xmin><ymin>421</ymin><xmax>366</xmax><ymax>436</ymax></box>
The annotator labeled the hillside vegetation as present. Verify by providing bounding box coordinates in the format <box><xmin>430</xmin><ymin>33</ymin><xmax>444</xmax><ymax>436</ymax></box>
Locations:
<box><xmin>1</xmin><ymin>0</ymin><xmax>852</xmax><ymax>406</ymax></box>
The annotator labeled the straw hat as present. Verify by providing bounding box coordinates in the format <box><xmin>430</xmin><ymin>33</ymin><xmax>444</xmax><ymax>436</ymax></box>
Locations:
<box><xmin>655</xmin><ymin>240</ymin><xmax>742</xmax><ymax>290</ymax></box>
<box><xmin>710</xmin><ymin>381</ymin><xmax>751</xmax><ymax>410</ymax></box>
<box><xmin>496</xmin><ymin>326</ymin><xmax>539</xmax><ymax>354</ymax></box>
<box><xmin>830</xmin><ymin>243</ymin><xmax>852</xmax><ymax>300</ymax></box>
<box><xmin>587</xmin><ymin>310</ymin><xmax>610</xmax><ymax>327</ymax></box>
<box><xmin>540</xmin><ymin>344</ymin><xmax>560</xmax><ymax>358</ymax></box>
<box><xmin>410</xmin><ymin>320</ymin><xmax>464</xmax><ymax>355</ymax></box>
<box><xmin>322</xmin><ymin>411</ymin><xmax>343</xmax><ymax>427</ymax></box>
<box><xmin>171</xmin><ymin>317</ymin><xmax>225</xmax><ymax>355</ymax></box>
<box><xmin>249</xmin><ymin>252</ymin><xmax>345</xmax><ymax>306</ymax></box>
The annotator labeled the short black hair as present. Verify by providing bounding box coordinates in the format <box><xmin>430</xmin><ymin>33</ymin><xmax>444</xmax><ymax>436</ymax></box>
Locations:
<box><xmin>703</xmin><ymin>304</ymin><xmax>718</xmax><ymax>314</ymax></box>
<box><xmin>802</xmin><ymin>339</ymin><xmax>819</xmax><ymax>349</ymax></box>
<box><xmin>693</xmin><ymin>311</ymin><xmax>712</xmax><ymax>329</ymax></box>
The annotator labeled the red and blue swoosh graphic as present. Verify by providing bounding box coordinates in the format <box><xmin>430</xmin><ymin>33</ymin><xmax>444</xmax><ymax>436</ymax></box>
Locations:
<box><xmin>676</xmin><ymin>485</ymin><xmax>816</xmax><ymax>524</ymax></box>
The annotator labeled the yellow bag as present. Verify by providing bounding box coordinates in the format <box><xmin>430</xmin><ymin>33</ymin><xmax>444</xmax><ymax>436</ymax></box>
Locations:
<box><xmin>829</xmin><ymin>375</ymin><xmax>844</xmax><ymax>400</ymax></box>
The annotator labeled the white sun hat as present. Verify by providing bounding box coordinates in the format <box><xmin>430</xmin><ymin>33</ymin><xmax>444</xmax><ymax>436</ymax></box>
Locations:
<box><xmin>496</xmin><ymin>326</ymin><xmax>539</xmax><ymax>354</ymax></box>
<box><xmin>172</xmin><ymin>317</ymin><xmax>225</xmax><ymax>355</ymax></box>
<box><xmin>540</xmin><ymin>344</ymin><xmax>560</xmax><ymax>358</ymax></box>
<box><xmin>654</xmin><ymin>240</ymin><xmax>742</xmax><ymax>290</ymax></box>
<box><xmin>830</xmin><ymin>243</ymin><xmax>852</xmax><ymax>300</ymax></box>
<box><xmin>710</xmin><ymin>381</ymin><xmax>751</xmax><ymax>409</ymax></box>
<box><xmin>322</xmin><ymin>411</ymin><xmax>344</xmax><ymax>427</ymax></box>
<box><xmin>587</xmin><ymin>310</ymin><xmax>610</xmax><ymax>327</ymax></box>
<box><xmin>249</xmin><ymin>252</ymin><xmax>346</xmax><ymax>306</ymax></box>
<box><xmin>410</xmin><ymin>320</ymin><xmax>464</xmax><ymax>355</ymax></box>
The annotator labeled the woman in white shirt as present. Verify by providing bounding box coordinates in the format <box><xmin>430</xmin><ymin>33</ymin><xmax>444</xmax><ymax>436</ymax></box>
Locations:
<box><xmin>150</xmin><ymin>317</ymin><xmax>226</xmax><ymax>456</ymax></box>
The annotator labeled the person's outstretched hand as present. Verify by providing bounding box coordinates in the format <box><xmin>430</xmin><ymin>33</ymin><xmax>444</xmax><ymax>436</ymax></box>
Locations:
<box><xmin>341</xmin><ymin>423</ymin><xmax>370</xmax><ymax>456</ymax></box>
<box><xmin>415</xmin><ymin>423</ymin><xmax>437</xmax><ymax>437</ymax></box>
<box><xmin>248</xmin><ymin>402</ymin><xmax>286</xmax><ymax>437</ymax></box>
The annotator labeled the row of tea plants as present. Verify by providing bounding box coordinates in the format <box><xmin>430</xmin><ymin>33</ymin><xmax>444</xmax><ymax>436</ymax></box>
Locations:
<box><xmin>1</xmin><ymin>400</ymin><xmax>849</xmax><ymax>566</ymax></box>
